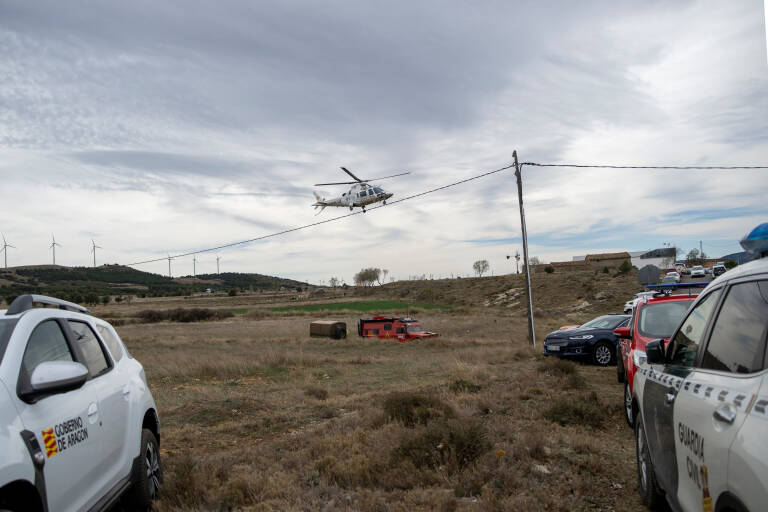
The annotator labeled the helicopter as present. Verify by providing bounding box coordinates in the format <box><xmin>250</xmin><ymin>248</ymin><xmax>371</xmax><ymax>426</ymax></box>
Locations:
<box><xmin>312</xmin><ymin>167</ymin><xmax>410</xmax><ymax>213</ymax></box>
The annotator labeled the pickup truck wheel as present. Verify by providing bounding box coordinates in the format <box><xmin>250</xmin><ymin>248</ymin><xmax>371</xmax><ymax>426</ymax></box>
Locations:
<box><xmin>635</xmin><ymin>413</ymin><xmax>664</xmax><ymax>508</ymax></box>
<box><xmin>592</xmin><ymin>341</ymin><xmax>615</xmax><ymax>366</ymax></box>
<box><xmin>127</xmin><ymin>429</ymin><xmax>162</xmax><ymax>510</ymax></box>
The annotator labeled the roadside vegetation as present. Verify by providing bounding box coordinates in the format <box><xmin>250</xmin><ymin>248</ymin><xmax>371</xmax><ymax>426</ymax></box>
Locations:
<box><xmin>101</xmin><ymin>289</ymin><xmax>645</xmax><ymax>511</ymax></box>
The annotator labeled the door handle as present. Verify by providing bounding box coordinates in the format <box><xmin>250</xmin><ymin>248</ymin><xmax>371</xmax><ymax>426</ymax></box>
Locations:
<box><xmin>122</xmin><ymin>384</ymin><xmax>131</xmax><ymax>396</ymax></box>
<box><xmin>87</xmin><ymin>402</ymin><xmax>99</xmax><ymax>424</ymax></box>
<box><xmin>713</xmin><ymin>404</ymin><xmax>736</xmax><ymax>424</ymax></box>
<box><xmin>665</xmin><ymin>392</ymin><xmax>676</xmax><ymax>405</ymax></box>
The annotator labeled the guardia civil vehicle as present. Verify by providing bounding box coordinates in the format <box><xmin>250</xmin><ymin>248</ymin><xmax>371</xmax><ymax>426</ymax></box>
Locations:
<box><xmin>632</xmin><ymin>224</ymin><xmax>768</xmax><ymax>512</ymax></box>
<box><xmin>0</xmin><ymin>295</ymin><xmax>161</xmax><ymax>511</ymax></box>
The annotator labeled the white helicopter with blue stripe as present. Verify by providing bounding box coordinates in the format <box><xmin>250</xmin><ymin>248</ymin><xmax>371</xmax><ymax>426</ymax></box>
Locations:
<box><xmin>312</xmin><ymin>167</ymin><xmax>409</xmax><ymax>214</ymax></box>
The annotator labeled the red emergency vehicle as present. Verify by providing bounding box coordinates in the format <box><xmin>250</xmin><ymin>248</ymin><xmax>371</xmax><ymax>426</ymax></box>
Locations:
<box><xmin>614</xmin><ymin>283</ymin><xmax>707</xmax><ymax>427</ymax></box>
<box><xmin>357</xmin><ymin>316</ymin><xmax>437</xmax><ymax>342</ymax></box>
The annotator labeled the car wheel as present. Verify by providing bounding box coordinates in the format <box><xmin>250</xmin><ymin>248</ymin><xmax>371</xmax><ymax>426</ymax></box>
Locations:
<box><xmin>127</xmin><ymin>429</ymin><xmax>162</xmax><ymax>510</ymax></box>
<box><xmin>624</xmin><ymin>382</ymin><xmax>633</xmax><ymax>427</ymax></box>
<box><xmin>635</xmin><ymin>413</ymin><xmax>664</xmax><ymax>509</ymax></box>
<box><xmin>592</xmin><ymin>341</ymin><xmax>615</xmax><ymax>366</ymax></box>
<box><xmin>616</xmin><ymin>345</ymin><xmax>625</xmax><ymax>383</ymax></box>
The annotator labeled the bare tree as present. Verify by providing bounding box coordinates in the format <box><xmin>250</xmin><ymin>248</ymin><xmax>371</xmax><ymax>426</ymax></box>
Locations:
<box><xmin>328</xmin><ymin>277</ymin><xmax>340</xmax><ymax>288</ymax></box>
<box><xmin>473</xmin><ymin>259</ymin><xmax>489</xmax><ymax>277</ymax></box>
<box><xmin>354</xmin><ymin>267</ymin><xmax>381</xmax><ymax>286</ymax></box>
<box><xmin>380</xmin><ymin>269</ymin><xmax>389</xmax><ymax>285</ymax></box>
<box><xmin>529</xmin><ymin>256</ymin><xmax>542</xmax><ymax>266</ymax></box>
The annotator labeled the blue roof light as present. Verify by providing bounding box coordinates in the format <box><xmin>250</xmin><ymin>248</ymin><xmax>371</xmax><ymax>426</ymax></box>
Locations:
<box><xmin>740</xmin><ymin>223</ymin><xmax>768</xmax><ymax>255</ymax></box>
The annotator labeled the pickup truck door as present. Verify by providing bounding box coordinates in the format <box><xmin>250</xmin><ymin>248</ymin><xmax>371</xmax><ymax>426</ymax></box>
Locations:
<box><xmin>674</xmin><ymin>280</ymin><xmax>768</xmax><ymax>512</ymax></box>
<box><xmin>643</xmin><ymin>287</ymin><xmax>722</xmax><ymax>501</ymax></box>
<box><xmin>14</xmin><ymin>319</ymin><xmax>105</xmax><ymax>512</ymax></box>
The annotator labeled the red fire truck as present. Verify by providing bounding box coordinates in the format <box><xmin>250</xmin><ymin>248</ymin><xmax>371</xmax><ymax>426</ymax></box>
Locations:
<box><xmin>357</xmin><ymin>316</ymin><xmax>437</xmax><ymax>342</ymax></box>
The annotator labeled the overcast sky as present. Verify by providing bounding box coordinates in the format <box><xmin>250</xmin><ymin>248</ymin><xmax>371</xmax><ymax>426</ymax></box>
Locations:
<box><xmin>1</xmin><ymin>0</ymin><xmax>767</xmax><ymax>284</ymax></box>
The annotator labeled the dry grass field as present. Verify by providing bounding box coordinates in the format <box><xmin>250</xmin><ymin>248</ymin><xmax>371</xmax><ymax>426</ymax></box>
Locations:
<box><xmin>93</xmin><ymin>272</ymin><xmax>651</xmax><ymax>511</ymax></box>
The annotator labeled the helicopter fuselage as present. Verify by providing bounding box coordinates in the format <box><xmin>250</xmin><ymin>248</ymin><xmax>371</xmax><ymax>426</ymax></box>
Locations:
<box><xmin>314</xmin><ymin>183</ymin><xmax>393</xmax><ymax>210</ymax></box>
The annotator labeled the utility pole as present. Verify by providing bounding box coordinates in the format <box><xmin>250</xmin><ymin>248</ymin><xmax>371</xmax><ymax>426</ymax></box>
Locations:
<box><xmin>167</xmin><ymin>255</ymin><xmax>172</xmax><ymax>278</ymax></box>
<box><xmin>193</xmin><ymin>256</ymin><xmax>197</xmax><ymax>277</ymax></box>
<box><xmin>216</xmin><ymin>255</ymin><xmax>221</xmax><ymax>274</ymax></box>
<box><xmin>699</xmin><ymin>240</ymin><xmax>703</xmax><ymax>259</ymax></box>
<box><xmin>514</xmin><ymin>150</ymin><xmax>536</xmax><ymax>347</ymax></box>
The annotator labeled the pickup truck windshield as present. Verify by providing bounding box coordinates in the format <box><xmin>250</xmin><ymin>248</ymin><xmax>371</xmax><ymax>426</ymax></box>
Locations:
<box><xmin>638</xmin><ymin>301</ymin><xmax>691</xmax><ymax>339</ymax></box>
<box><xmin>406</xmin><ymin>325</ymin><xmax>423</xmax><ymax>333</ymax></box>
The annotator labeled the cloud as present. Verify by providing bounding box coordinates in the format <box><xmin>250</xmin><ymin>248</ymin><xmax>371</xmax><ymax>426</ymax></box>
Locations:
<box><xmin>0</xmin><ymin>0</ymin><xmax>766</xmax><ymax>283</ymax></box>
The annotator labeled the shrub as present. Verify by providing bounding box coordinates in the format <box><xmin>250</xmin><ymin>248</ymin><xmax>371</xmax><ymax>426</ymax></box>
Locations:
<box><xmin>724</xmin><ymin>260</ymin><xmax>737</xmax><ymax>269</ymax></box>
<box><xmin>544</xmin><ymin>391</ymin><xmax>606</xmax><ymax>428</ymax></box>
<box><xmin>392</xmin><ymin>419</ymin><xmax>491</xmax><ymax>471</ymax></box>
<box><xmin>382</xmin><ymin>392</ymin><xmax>456</xmax><ymax>427</ymax></box>
<box><xmin>537</xmin><ymin>357</ymin><xmax>577</xmax><ymax>377</ymax></box>
<box><xmin>449</xmin><ymin>379</ymin><xmax>482</xmax><ymax>394</ymax></box>
<box><xmin>618</xmin><ymin>260</ymin><xmax>632</xmax><ymax>274</ymax></box>
<box><xmin>544</xmin><ymin>266</ymin><xmax>554</xmax><ymax>274</ymax></box>
<box><xmin>304</xmin><ymin>386</ymin><xmax>329</xmax><ymax>400</ymax></box>
<box><xmin>603</xmin><ymin>266</ymin><xmax>610</xmax><ymax>274</ymax></box>
<box><xmin>136</xmin><ymin>308</ymin><xmax>234</xmax><ymax>323</ymax></box>
<box><xmin>228</xmin><ymin>288</ymin><xmax>237</xmax><ymax>296</ymax></box>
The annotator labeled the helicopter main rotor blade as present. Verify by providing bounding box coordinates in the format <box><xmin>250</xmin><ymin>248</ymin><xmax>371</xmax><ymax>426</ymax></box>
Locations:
<box><xmin>360</xmin><ymin>171</ymin><xmax>411</xmax><ymax>182</ymax></box>
<box><xmin>314</xmin><ymin>181</ymin><xmax>358</xmax><ymax>186</ymax></box>
<box><xmin>340</xmin><ymin>167</ymin><xmax>363</xmax><ymax>182</ymax></box>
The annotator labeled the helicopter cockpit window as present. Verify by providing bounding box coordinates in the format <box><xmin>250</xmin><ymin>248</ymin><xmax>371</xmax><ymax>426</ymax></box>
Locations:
<box><xmin>374</xmin><ymin>187</ymin><xmax>383</xmax><ymax>194</ymax></box>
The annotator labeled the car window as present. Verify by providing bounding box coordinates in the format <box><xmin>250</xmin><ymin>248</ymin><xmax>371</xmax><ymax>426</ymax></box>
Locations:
<box><xmin>96</xmin><ymin>324</ymin><xmax>124</xmax><ymax>362</ymax></box>
<box><xmin>68</xmin><ymin>321</ymin><xmax>109</xmax><ymax>376</ymax></box>
<box><xmin>667</xmin><ymin>289</ymin><xmax>722</xmax><ymax>367</ymax></box>
<box><xmin>22</xmin><ymin>320</ymin><xmax>73</xmax><ymax>375</ymax></box>
<box><xmin>638</xmin><ymin>301</ymin><xmax>691</xmax><ymax>339</ymax></box>
<box><xmin>581</xmin><ymin>316</ymin><xmax>625</xmax><ymax>329</ymax></box>
<box><xmin>618</xmin><ymin>318</ymin><xmax>630</xmax><ymax>328</ymax></box>
<box><xmin>701</xmin><ymin>281</ymin><xmax>768</xmax><ymax>374</ymax></box>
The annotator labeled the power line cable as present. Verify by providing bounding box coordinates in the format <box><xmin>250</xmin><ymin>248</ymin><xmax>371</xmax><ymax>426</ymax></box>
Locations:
<box><xmin>127</xmin><ymin>163</ymin><xmax>516</xmax><ymax>266</ymax></box>
<box><xmin>522</xmin><ymin>163</ymin><xmax>768</xmax><ymax>170</ymax></box>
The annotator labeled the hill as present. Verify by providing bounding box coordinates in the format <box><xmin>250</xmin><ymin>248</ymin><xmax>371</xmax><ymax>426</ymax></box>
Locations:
<box><xmin>351</xmin><ymin>268</ymin><xmax>644</xmax><ymax>322</ymax></box>
<box><xmin>0</xmin><ymin>264</ymin><xmax>310</xmax><ymax>305</ymax></box>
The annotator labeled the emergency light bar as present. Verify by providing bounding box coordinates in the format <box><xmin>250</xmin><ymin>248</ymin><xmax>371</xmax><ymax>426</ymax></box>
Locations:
<box><xmin>645</xmin><ymin>282</ymin><xmax>710</xmax><ymax>290</ymax></box>
<box><xmin>645</xmin><ymin>281</ymin><xmax>710</xmax><ymax>298</ymax></box>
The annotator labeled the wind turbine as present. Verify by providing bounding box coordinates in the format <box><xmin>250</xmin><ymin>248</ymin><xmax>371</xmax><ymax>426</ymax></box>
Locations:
<box><xmin>90</xmin><ymin>239</ymin><xmax>102</xmax><ymax>267</ymax></box>
<box><xmin>1</xmin><ymin>234</ymin><xmax>15</xmax><ymax>269</ymax></box>
<box><xmin>50</xmin><ymin>234</ymin><xmax>62</xmax><ymax>265</ymax></box>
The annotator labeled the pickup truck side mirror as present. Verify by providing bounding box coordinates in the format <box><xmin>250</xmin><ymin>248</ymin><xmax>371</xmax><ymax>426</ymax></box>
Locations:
<box><xmin>613</xmin><ymin>326</ymin><xmax>631</xmax><ymax>339</ymax></box>
<box><xmin>646</xmin><ymin>339</ymin><xmax>664</xmax><ymax>364</ymax></box>
<box><xmin>20</xmin><ymin>361</ymin><xmax>89</xmax><ymax>403</ymax></box>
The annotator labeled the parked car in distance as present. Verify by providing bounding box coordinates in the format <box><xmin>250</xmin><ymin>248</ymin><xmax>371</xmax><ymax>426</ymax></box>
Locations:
<box><xmin>543</xmin><ymin>313</ymin><xmax>630</xmax><ymax>366</ymax></box>
<box><xmin>664</xmin><ymin>271</ymin><xmax>681</xmax><ymax>283</ymax></box>
<box><xmin>614</xmin><ymin>290</ymin><xmax>697</xmax><ymax>426</ymax></box>
<box><xmin>0</xmin><ymin>295</ymin><xmax>162</xmax><ymax>512</ymax></box>
<box><xmin>631</xmin><ymin>256</ymin><xmax>768</xmax><ymax>512</ymax></box>
<box><xmin>624</xmin><ymin>291</ymin><xmax>657</xmax><ymax>314</ymax></box>
<box><xmin>712</xmin><ymin>262</ymin><xmax>727</xmax><ymax>277</ymax></box>
<box><xmin>689</xmin><ymin>265</ymin><xmax>706</xmax><ymax>278</ymax></box>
